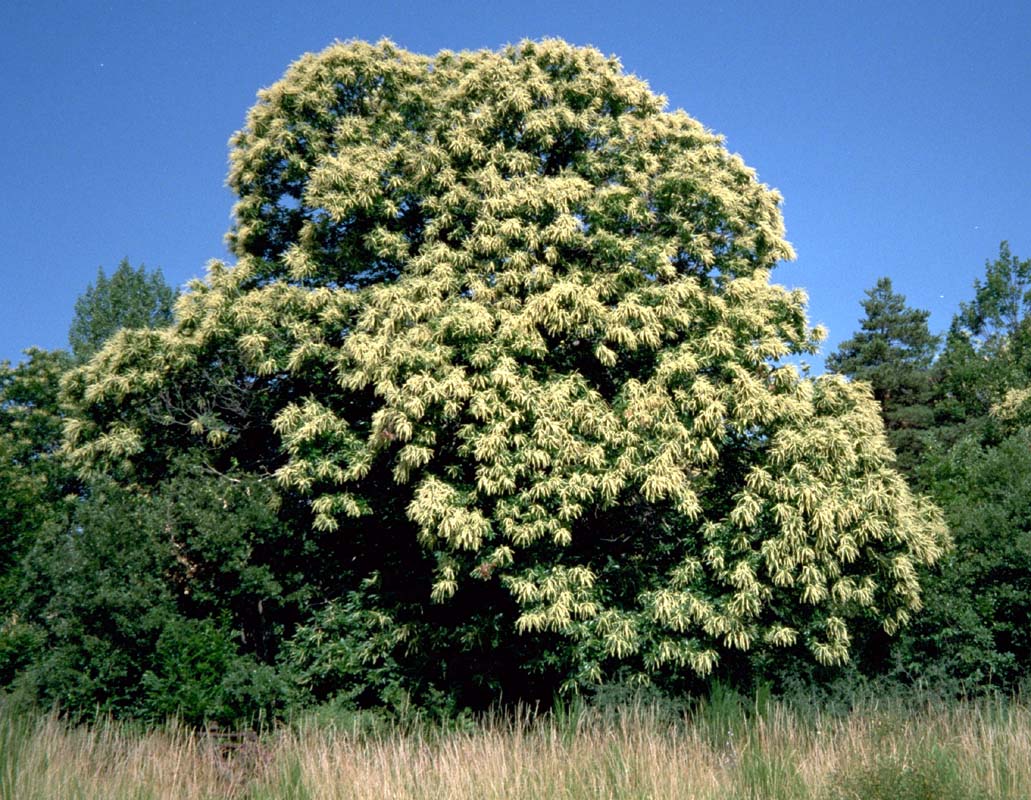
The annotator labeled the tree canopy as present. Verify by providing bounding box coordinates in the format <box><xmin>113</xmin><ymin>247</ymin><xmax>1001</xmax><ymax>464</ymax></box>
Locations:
<box><xmin>59</xmin><ymin>39</ymin><xmax>947</xmax><ymax>705</ymax></box>
<box><xmin>932</xmin><ymin>243</ymin><xmax>1031</xmax><ymax>437</ymax></box>
<box><xmin>0</xmin><ymin>349</ymin><xmax>75</xmax><ymax>615</ymax></box>
<box><xmin>68</xmin><ymin>259</ymin><xmax>177</xmax><ymax>363</ymax></box>
<box><xmin>826</xmin><ymin>277</ymin><xmax>939</xmax><ymax>473</ymax></box>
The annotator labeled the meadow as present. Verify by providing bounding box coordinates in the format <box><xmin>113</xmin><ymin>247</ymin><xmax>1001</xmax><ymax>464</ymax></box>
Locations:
<box><xmin>2</xmin><ymin>688</ymin><xmax>1029</xmax><ymax>800</ymax></box>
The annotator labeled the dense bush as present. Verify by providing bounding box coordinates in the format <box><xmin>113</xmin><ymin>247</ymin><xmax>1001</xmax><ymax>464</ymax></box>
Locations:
<box><xmin>12</xmin><ymin>465</ymin><xmax>296</xmax><ymax>723</ymax></box>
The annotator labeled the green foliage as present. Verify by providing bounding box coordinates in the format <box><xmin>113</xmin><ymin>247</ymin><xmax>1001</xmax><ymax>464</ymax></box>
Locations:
<box><xmin>878</xmin><ymin>244</ymin><xmax>1031</xmax><ymax>693</ymax></box>
<box><xmin>285</xmin><ymin>578</ymin><xmax>419</xmax><ymax>711</ymax></box>
<box><xmin>932</xmin><ymin>242</ymin><xmax>1031</xmax><ymax>439</ymax></box>
<box><xmin>141</xmin><ymin>617</ymin><xmax>289</xmax><ymax>726</ymax></box>
<box><xmin>15</xmin><ymin>461</ymin><xmax>297</xmax><ymax>723</ymax></box>
<box><xmin>818</xmin><ymin>244</ymin><xmax>1031</xmax><ymax>696</ymax></box>
<box><xmin>818</xmin><ymin>243</ymin><xmax>1031</xmax><ymax>695</ymax></box>
<box><xmin>0</xmin><ymin>617</ymin><xmax>42</xmax><ymax>695</ymax></box>
<box><xmin>0</xmin><ymin>348</ymin><xmax>76</xmax><ymax>626</ymax></box>
<box><xmin>18</xmin><ymin>480</ymin><xmax>176</xmax><ymax>716</ymax></box>
<box><xmin>954</xmin><ymin>241</ymin><xmax>1031</xmax><ymax>349</ymax></box>
<box><xmin>0</xmin><ymin>266</ymin><xmax>181</xmax><ymax>707</ymax></box>
<box><xmin>68</xmin><ymin>258</ymin><xmax>177</xmax><ymax>363</ymax></box>
<box><xmin>827</xmin><ymin>277</ymin><xmax>939</xmax><ymax>473</ymax></box>
<box><xmin>890</xmin><ymin>430</ymin><xmax>1031</xmax><ymax>691</ymax></box>
<box><xmin>60</xmin><ymin>39</ymin><xmax>946</xmax><ymax>710</ymax></box>
<box><xmin>150</xmin><ymin>460</ymin><xmax>302</xmax><ymax>663</ymax></box>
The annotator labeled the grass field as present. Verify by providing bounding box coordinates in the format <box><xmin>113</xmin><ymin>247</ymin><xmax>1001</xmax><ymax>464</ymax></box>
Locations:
<box><xmin>2</xmin><ymin>690</ymin><xmax>1029</xmax><ymax>799</ymax></box>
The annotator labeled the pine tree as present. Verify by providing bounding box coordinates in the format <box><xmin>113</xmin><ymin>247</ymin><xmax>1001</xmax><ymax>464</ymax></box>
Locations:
<box><xmin>61</xmin><ymin>40</ymin><xmax>947</xmax><ymax>703</ymax></box>
<box><xmin>827</xmin><ymin>277</ymin><xmax>939</xmax><ymax>473</ymax></box>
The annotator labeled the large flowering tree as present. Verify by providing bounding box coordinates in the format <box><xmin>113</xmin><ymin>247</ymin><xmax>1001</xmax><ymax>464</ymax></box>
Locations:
<box><xmin>64</xmin><ymin>40</ymin><xmax>946</xmax><ymax>703</ymax></box>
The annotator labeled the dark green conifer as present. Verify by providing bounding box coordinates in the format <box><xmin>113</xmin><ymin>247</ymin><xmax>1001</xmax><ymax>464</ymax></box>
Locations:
<box><xmin>827</xmin><ymin>277</ymin><xmax>938</xmax><ymax>474</ymax></box>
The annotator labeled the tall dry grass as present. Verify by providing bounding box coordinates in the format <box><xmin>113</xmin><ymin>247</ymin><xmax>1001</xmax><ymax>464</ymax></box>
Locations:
<box><xmin>2</xmin><ymin>693</ymin><xmax>1030</xmax><ymax>800</ymax></box>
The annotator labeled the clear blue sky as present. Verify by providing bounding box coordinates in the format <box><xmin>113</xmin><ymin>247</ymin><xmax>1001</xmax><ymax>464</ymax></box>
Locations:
<box><xmin>2</xmin><ymin>0</ymin><xmax>1028</xmax><ymax>368</ymax></box>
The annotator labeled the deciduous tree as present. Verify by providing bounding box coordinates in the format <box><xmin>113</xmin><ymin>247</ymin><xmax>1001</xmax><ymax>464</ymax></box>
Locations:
<box><xmin>933</xmin><ymin>243</ymin><xmax>1031</xmax><ymax>439</ymax></box>
<box><xmin>0</xmin><ymin>349</ymin><xmax>75</xmax><ymax>601</ymax></box>
<box><xmin>62</xmin><ymin>40</ymin><xmax>947</xmax><ymax>704</ymax></box>
<box><xmin>0</xmin><ymin>348</ymin><xmax>75</xmax><ymax>685</ymax></box>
